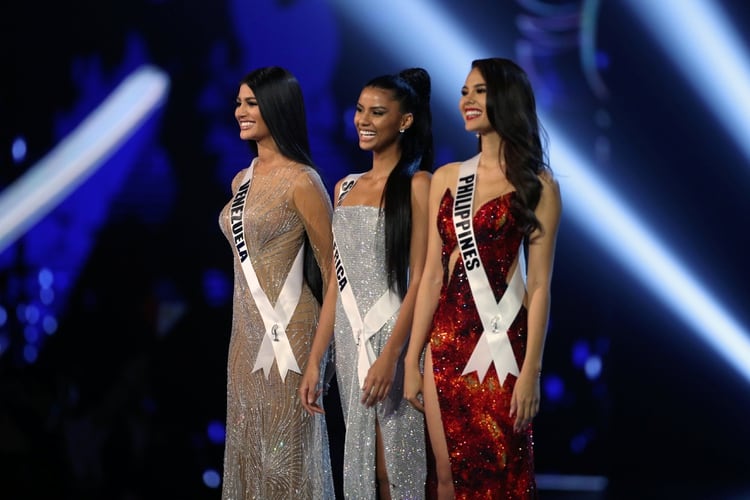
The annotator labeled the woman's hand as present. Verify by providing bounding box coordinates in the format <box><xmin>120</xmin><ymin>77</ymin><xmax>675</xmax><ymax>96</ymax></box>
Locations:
<box><xmin>299</xmin><ymin>364</ymin><xmax>324</xmax><ymax>416</ymax></box>
<box><xmin>403</xmin><ymin>363</ymin><xmax>425</xmax><ymax>413</ymax></box>
<box><xmin>360</xmin><ymin>352</ymin><xmax>397</xmax><ymax>408</ymax></box>
<box><xmin>509</xmin><ymin>369</ymin><xmax>541</xmax><ymax>432</ymax></box>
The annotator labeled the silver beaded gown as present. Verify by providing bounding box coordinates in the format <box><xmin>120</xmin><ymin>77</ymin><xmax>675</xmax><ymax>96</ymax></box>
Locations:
<box><xmin>219</xmin><ymin>163</ymin><xmax>335</xmax><ymax>500</ymax></box>
<box><xmin>333</xmin><ymin>205</ymin><xmax>426</xmax><ymax>499</ymax></box>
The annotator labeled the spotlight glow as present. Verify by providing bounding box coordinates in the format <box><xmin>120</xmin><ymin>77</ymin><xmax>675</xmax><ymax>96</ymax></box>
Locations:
<box><xmin>627</xmin><ymin>0</ymin><xmax>750</xmax><ymax>162</ymax></box>
<box><xmin>550</xmin><ymin>133</ymin><xmax>750</xmax><ymax>381</ymax></box>
<box><xmin>202</xmin><ymin>469</ymin><xmax>221</xmax><ymax>489</ymax></box>
<box><xmin>584</xmin><ymin>356</ymin><xmax>602</xmax><ymax>380</ymax></box>
<box><xmin>331</xmin><ymin>0</ymin><xmax>497</xmax><ymax>120</ymax></box>
<box><xmin>333</xmin><ymin>0</ymin><xmax>750</xmax><ymax>383</ymax></box>
<box><xmin>12</xmin><ymin>137</ymin><xmax>28</xmax><ymax>164</ymax></box>
<box><xmin>0</xmin><ymin>65</ymin><xmax>170</xmax><ymax>254</ymax></box>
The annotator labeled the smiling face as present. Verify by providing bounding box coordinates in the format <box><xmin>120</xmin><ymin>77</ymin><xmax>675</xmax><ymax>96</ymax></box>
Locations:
<box><xmin>235</xmin><ymin>83</ymin><xmax>269</xmax><ymax>142</ymax></box>
<box><xmin>460</xmin><ymin>67</ymin><xmax>492</xmax><ymax>135</ymax></box>
<box><xmin>354</xmin><ymin>86</ymin><xmax>412</xmax><ymax>154</ymax></box>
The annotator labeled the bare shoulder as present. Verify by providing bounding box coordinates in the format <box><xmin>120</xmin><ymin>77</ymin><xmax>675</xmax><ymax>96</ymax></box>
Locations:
<box><xmin>535</xmin><ymin>170</ymin><xmax>562</xmax><ymax>222</ymax></box>
<box><xmin>411</xmin><ymin>170</ymin><xmax>432</xmax><ymax>190</ymax></box>
<box><xmin>539</xmin><ymin>170</ymin><xmax>562</xmax><ymax>201</ymax></box>
<box><xmin>434</xmin><ymin>161</ymin><xmax>461</xmax><ymax>177</ymax></box>
<box><xmin>410</xmin><ymin>170</ymin><xmax>432</xmax><ymax>206</ymax></box>
<box><xmin>431</xmin><ymin>161</ymin><xmax>461</xmax><ymax>192</ymax></box>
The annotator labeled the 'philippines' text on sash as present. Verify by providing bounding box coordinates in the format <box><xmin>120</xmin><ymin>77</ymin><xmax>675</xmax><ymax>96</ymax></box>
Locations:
<box><xmin>455</xmin><ymin>174</ymin><xmax>480</xmax><ymax>270</ymax></box>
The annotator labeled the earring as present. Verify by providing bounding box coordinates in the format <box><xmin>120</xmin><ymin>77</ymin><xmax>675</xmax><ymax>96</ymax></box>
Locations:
<box><xmin>399</xmin><ymin>128</ymin><xmax>405</xmax><ymax>134</ymax></box>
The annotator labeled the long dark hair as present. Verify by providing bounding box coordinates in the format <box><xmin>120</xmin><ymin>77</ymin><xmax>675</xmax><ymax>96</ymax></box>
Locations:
<box><xmin>364</xmin><ymin>68</ymin><xmax>433</xmax><ymax>299</ymax></box>
<box><xmin>240</xmin><ymin>66</ymin><xmax>324</xmax><ymax>303</ymax></box>
<box><xmin>472</xmin><ymin>58</ymin><xmax>550</xmax><ymax>237</ymax></box>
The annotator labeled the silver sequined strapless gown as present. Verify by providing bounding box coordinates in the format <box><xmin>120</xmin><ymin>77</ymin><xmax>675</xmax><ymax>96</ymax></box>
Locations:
<box><xmin>333</xmin><ymin>206</ymin><xmax>426</xmax><ymax>499</ymax></box>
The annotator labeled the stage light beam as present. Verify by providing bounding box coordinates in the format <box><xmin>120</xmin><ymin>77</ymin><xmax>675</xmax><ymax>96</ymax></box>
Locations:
<box><xmin>627</xmin><ymin>0</ymin><xmax>750</xmax><ymax>164</ymax></box>
<box><xmin>332</xmin><ymin>0</ymin><xmax>750</xmax><ymax>386</ymax></box>
<box><xmin>0</xmin><ymin>65</ymin><xmax>170</xmax><ymax>254</ymax></box>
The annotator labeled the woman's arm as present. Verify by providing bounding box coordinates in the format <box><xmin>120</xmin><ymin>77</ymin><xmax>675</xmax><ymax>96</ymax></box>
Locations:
<box><xmin>294</xmin><ymin>175</ymin><xmax>340</xmax><ymax>415</ymax></box>
<box><xmin>292</xmin><ymin>168</ymin><xmax>334</xmax><ymax>293</ymax></box>
<box><xmin>510</xmin><ymin>172</ymin><xmax>562</xmax><ymax>431</ymax></box>
<box><xmin>403</xmin><ymin>164</ymin><xmax>457</xmax><ymax>412</ymax></box>
<box><xmin>299</xmin><ymin>256</ymin><xmax>339</xmax><ymax>415</ymax></box>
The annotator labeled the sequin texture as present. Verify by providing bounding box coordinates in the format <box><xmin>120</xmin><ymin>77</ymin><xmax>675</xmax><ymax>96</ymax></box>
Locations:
<box><xmin>333</xmin><ymin>206</ymin><xmax>427</xmax><ymax>499</ymax></box>
<box><xmin>218</xmin><ymin>164</ymin><xmax>334</xmax><ymax>499</ymax></box>
<box><xmin>430</xmin><ymin>188</ymin><xmax>536</xmax><ymax>499</ymax></box>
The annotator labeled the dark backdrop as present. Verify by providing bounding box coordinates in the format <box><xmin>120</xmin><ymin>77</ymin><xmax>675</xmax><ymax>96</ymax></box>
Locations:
<box><xmin>2</xmin><ymin>1</ymin><xmax>749</xmax><ymax>499</ymax></box>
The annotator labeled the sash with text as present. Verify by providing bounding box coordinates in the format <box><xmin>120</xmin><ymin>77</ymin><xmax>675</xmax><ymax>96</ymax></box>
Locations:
<box><xmin>334</xmin><ymin>175</ymin><xmax>402</xmax><ymax>388</ymax></box>
<box><xmin>452</xmin><ymin>154</ymin><xmax>526</xmax><ymax>384</ymax></box>
<box><xmin>231</xmin><ymin>160</ymin><xmax>302</xmax><ymax>381</ymax></box>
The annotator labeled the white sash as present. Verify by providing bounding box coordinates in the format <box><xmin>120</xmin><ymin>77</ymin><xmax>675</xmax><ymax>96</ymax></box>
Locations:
<box><xmin>231</xmin><ymin>160</ymin><xmax>302</xmax><ymax>382</ymax></box>
<box><xmin>453</xmin><ymin>154</ymin><xmax>526</xmax><ymax>384</ymax></box>
<box><xmin>334</xmin><ymin>175</ymin><xmax>402</xmax><ymax>388</ymax></box>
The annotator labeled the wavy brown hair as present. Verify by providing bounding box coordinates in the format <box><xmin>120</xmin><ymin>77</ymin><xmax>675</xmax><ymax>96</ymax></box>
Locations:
<box><xmin>472</xmin><ymin>58</ymin><xmax>551</xmax><ymax>237</ymax></box>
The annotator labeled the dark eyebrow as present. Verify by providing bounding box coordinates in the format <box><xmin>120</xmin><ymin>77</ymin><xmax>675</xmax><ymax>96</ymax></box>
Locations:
<box><xmin>356</xmin><ymin>103</ymin><xmax>389</xmax><ymax>112</ymax></box>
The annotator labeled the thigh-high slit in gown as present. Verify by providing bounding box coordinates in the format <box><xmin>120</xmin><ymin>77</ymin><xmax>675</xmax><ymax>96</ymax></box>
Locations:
<box><xmin>429</xmin><ymin>188</ymin><xmax>536</xmax><ymax>499</ymax></box>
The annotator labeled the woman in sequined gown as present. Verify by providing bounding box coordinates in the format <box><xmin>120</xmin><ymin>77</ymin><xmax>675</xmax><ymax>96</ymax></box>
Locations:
<box><xmin>219</xmin><ymin>67</ymin><xmax>335</xmax><ymax>500</ymax></box>
<box><xmin>404</xmin><ymin>58</ymin><xmax>562</xmax><ymax>499</ymax></box>
<box><xmin>300</xmin><ymin>68</ymin><xmax>433</xmax><ymax>499</ymax></box>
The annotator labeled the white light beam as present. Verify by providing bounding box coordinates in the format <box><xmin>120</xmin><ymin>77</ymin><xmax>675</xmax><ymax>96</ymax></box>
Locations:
<box><xmin>333</xmin><ymin>0</ymin><xmax>750</xmax><ymax>383</ymax></box>
<box><xmin>0</xmin><ymin>65</ymin><xmax>171</xmax><ymax>254</ymax></box>
<box><xmin>627</xmin><ymin>0</ymin><xmax>750</xmax><ymax>164</ymax></box>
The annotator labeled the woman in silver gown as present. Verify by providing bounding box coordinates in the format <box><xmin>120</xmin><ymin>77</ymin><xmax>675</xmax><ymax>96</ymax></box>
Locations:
<box><xmin>219</xmin><ymin>66</ymin><xmax>335</xmax><ymax>499</ymax></box>
<box><xmin>300</xmin><ymin>68</ymin><xmax>433</xmax><ymax>499</ymax></box>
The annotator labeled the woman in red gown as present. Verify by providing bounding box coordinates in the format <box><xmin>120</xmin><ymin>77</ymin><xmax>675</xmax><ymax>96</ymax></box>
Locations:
<box><xmin>405</xmin><ymin>58</ymin><xmax>562</xmax><ymax>499</ymax></box>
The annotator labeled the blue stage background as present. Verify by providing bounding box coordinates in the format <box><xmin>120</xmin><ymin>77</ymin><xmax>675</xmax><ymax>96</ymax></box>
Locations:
<box><xmin>2</xmin><ymin>1</ymin><xmax>750</xmax><ymax>498</ymax></box>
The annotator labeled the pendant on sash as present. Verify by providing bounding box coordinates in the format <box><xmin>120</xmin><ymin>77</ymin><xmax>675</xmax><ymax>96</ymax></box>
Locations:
<box><xmin>452</xmin><ymin>154</ymin><xmax>526</xmax><ymax>384</ymax></box>
<box><xmin>232</xmin><ymin>161</ymin><xmax>303</xmax><ymax>381</ymax></box>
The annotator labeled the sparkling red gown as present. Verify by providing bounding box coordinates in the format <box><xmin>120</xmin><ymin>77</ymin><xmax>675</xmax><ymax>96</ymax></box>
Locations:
<box><xmin>430</xmin><ymin>188</ymin><xmax>536</xmax><ymax>499</ymax></box>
